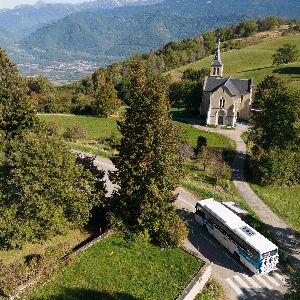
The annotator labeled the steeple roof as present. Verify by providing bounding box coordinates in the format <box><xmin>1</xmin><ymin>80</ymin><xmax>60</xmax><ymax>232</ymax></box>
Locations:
<box><xmin>211</xmin><ymin>39</ymin><xmax>223</xmax><ymax>67</ymax></box>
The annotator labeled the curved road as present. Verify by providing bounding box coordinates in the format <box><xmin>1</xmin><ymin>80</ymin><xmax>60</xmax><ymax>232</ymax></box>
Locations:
<box><xmin>181</xmin><ymin>118</ymin><xmax>300</xmax><ymax>269</ymax></box>
<box><xmin>75</xmin><ymin>149</ymin><xmax>288</xmax><ymax>300</ymax></box>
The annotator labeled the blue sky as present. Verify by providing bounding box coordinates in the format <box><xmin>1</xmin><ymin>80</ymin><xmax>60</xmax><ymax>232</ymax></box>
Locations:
<box><xmin>0</xmin><ymin>0</ymin><xmax>91</xmax><ymax>9</ymax></box>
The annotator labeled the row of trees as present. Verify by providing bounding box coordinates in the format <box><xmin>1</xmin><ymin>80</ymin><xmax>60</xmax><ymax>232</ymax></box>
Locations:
<box><xmin>249</xmin><ymin>75</ymin><xmax>300</xmax><ymax>186</ymax></box>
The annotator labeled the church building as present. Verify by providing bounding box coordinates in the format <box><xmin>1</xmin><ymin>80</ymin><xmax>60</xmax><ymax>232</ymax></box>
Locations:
<box><xmin>200</xmin><ymin>40</ymin><xmax>253</xmax><ymax>126</ymax></box>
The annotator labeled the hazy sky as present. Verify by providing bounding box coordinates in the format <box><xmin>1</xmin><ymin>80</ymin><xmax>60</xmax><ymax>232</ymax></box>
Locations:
<box><xmin>0</xmin><ymin>0</ymin><xmax>91</xmax><ymax>9</ymax></box>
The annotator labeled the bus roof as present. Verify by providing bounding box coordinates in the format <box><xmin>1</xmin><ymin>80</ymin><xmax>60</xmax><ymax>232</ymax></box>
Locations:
<box><xmin>197</xmin><ymin>199</ymin><xmax>277</xmax><ymax>254</ymax></box>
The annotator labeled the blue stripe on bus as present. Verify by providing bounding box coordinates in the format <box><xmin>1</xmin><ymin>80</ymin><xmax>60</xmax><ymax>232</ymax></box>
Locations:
<box><xmin>238</xmin><ymin>248</ymin><xmax>260</xmax><ymax>269</ymax></box>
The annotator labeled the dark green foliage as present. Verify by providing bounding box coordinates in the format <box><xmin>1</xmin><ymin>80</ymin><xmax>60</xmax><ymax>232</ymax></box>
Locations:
<box><xmin>249</xmin><ymin>75</ymin><xmax>300</xmax><ymax>186</ymax></box>
<box><xmin>0</xmin><ymin>48</ymin><xmax>39</xmax><ymax>138</ymax></box>
<box><xmin>251</xmin><ymin>76</ymin><xmax>300</xmax><ymax>151</ymax></box>
<box><xmin>28</xmin><ymin>76</ymin><xmax>55</xmax><ymax>94</ymax></box>
<box><xmin>251</xmin><ymin>148</ymin><xmax>299</xmax><ymax>186</ymax></box>
<box><xmin>236</xmin><ymin>20</ymin><xmax>258</xmax><ymax>37</ymax></box>
<box><xmin>0</xmin><ymin>132</ymin><xmax>104</xmax><ymax>249</ymax></box>
<box><xmin>258</xmin><ymin>16</ymin><xmax>280</xmax><ymax>31</ymax></box>
<box><xmin>110</xmin><ymin>61</ymin><xmax>187</xmax><ymax>247</ymax></box>
<box><xmin>182</xmin><ymin>68</ymin><xmax>210</xmax><ymax>81</ymax></box>
<box><xmin>203</xmin><ymin>31</ymin><xmax>216</xmax><ymax>53</ymax></box>
<box><xmin>272</xmin><ymin>43</ymin><xmax>299</xmax><ymax>65</ymax></box>
<box><xmin>285</xmin><ymin>267</ymin><xmax>300</xmax><ymax>300</ymax></box>
<box><xmin>92</xmin><ymin>69</ymin><xmax>121</xmax><ymax>117</ymax></box>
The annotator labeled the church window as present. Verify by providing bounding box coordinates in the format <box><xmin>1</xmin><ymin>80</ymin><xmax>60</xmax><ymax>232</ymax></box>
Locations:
<box><xmin>241</xmin><ymin>95</ymin><xmax>244</xmax><ymax>103</ymax></box>
<box><xmin>219</xmin><ymin>98</ymin><xmax>225</xmax><ymax>108</ymax></box>
<box><xmin>213</xmin><ymin>67</ymin><xmax>216</xmax><ymax>75</ymax></box>
<box><xmin>217</xmin><ymin>68</ymin><xmax>220</xmax><ymax>75</ymax></box>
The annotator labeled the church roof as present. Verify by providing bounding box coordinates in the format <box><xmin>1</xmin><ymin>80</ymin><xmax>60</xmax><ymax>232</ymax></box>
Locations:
<box><xmin>204</xmin><ymin>77</ymin><xmax>252</xmax><ymax>96</ymax></box>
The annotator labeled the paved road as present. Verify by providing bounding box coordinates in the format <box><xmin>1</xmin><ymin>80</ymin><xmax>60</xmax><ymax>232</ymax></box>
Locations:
<box><xmin>180</xmin><ymin>118</ymin><xmax>300</xmax><ymax>269</ymax></box>
<box><xmin>75</xmin><ymin>150</ymin><xmax>288</xmax><ymax>300</ymax></box>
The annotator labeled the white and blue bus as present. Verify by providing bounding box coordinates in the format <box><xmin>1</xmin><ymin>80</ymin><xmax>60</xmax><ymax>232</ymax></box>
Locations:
<box><xmin>195</xmin><ymin>198</ymin><xmax>279</xmax><ymax>274</ymax></box>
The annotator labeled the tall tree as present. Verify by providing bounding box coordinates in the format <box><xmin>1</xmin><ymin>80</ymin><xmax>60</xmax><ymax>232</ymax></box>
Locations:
<box><xmin>250</xmin><ymin>75</ymin><xmax>300</xmax><ymax>151</ymax></box>
<box><xmin>92</xmin><ymin>69</ymin><xmax>121</xmax><ymax>117</ymax></box>
<box><xmin>110</xmin><ymin>61</ymin><xmax>187</xmax><ymax>247</ymax></box>
<box><xmin>0</xmin><ymin>48</ymin><xmax>39</xmax><ymax>138</ymax></box>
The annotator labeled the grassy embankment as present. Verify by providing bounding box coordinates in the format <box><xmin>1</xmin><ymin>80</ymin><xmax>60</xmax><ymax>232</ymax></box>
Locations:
<box><xmin>26</xmin><ymin>234</ymin><xmax>201</xmax><ymax>300</ymax></box>
<box><xmin>167</xmin><ymin>32</ymin><xmax>300</xmax><ymax>90</ymax></box>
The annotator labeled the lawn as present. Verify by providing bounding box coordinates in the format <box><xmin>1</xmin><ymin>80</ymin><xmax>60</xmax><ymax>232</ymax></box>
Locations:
<box><xmin>251</xmin><ymin>185</ymin><xmax>300</xmax><ymax>232</ymax></box>
<box><xmin>39</xmin><ymin>115</ymin><xmax>235</xmax><ymax>152</ymax></box>
<box><xmin>195</xmin><ymin>278</ymin><xmax>224</xmax><ymax>300</ymax></box>
<box><xmin>26</xmin><ymin>234</ymin><xmax>202</xmax><ymax>300</ymax></box>
<box><xmin>38</xmin><ymin>114</ymin><xmax>119</xmax><ymax>140</ymax></box>
<box><xmin>167</xmin><ymin>33</ymin><xmax>300</xmax><ymax>89</ymax></box>
<box><xmin>0</xmin><ymin>229</ymin><xmax>90</xmax><ymax>265</ymax></box>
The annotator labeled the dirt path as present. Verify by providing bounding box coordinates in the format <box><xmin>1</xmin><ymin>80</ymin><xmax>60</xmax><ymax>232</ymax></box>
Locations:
<box><xmin>181</xmin><ymin>118</ymin><xmax>300</xmax><ymax>268</ymax></box>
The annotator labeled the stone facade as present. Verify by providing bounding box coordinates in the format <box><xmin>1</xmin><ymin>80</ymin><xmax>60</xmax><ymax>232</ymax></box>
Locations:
<box><xmin>200</xmin><ymin>40</ymin><xmax>253</xmax><ymax>126</ymax></box>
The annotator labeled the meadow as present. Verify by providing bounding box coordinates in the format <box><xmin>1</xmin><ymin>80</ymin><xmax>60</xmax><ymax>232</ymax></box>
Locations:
<box><xmin>167</xmin><ymin>33</ymin><xmax>300</xmax><ymax>89</ymax></box>
<box><xmin>251</xmin><ymin>185</ymin><xmax>300</xmax><ymax>232</ymax></box>
<box><xmin>26</xmin><ymin>234</ymin><xmax>201</xmax><ymax>300</ymax></box>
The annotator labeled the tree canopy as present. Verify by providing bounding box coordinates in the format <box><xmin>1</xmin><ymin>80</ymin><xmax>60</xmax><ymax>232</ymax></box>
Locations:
<box><xmin>272</xmin><ymin>43</ymin><xmax>299</xmax><ymax>65</ymax></box>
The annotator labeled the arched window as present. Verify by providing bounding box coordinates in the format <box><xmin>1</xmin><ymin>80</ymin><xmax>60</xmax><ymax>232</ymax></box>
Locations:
<box><xmin>217</xmin><ymin>68</ymin><xmax>220</xmax><ymax>75</ymax></box>
<box><xmin>219</xmin><ymin>98</ymin><xmax>225</xmax><ymax>108</ymax></box>
<box><xmin>213</xmin><ymin>67</ymin><xmax>216</xmax><ymax>75</ymax></box>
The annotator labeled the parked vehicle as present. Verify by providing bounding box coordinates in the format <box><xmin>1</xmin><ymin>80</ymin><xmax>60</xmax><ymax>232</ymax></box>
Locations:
<box><xmin>195</xmin><ymin>198</ymin><xmax>279</xmax><ymax>274</ymax></box>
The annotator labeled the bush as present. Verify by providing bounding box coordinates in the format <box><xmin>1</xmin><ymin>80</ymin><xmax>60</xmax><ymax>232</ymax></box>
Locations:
<box><xmin>0</xmin><ymin>244</ymin><xmax>70</xmax><ymax>297</ymax></box>
<box><xmin>251</xmin><ymin>148</ymin><xmax>299</xmax><ymax>186</ymax></box>
<box><xmin>0</xmin><ymin>132</ymin><xmax>104</xmax><ymax>249</ymax></box>
<box><xmin>63</xmin><ymin>125</ymin><xmax>87</xmax><ymax>142</ymax></box>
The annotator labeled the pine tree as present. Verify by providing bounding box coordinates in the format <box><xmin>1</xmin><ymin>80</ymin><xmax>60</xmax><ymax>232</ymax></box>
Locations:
<box><xmin>0</xmin><ymin>48</ymin><xmax>39</xmax><ymax>138</ymax></box>
<box><xmin>92</xmin><ymin>69</ymin><xmax>121</xmax><ymax>117</ymax></box>
<box><xmin>110</xmin><ymin>61</ymin><xmax>187</xmax><ymax>247</ymax></box>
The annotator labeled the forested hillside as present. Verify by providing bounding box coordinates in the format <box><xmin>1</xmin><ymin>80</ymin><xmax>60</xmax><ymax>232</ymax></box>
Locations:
<box><xmin>19</xmin><ymin>0</ymin><xmax>300</xmax><ymax>66</ymax></box>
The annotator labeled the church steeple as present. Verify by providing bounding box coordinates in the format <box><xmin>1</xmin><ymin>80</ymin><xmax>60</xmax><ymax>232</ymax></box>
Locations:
<box><xmin>210</xmin><ymin>38</ymin><xmax>223</xmax><ymax>78</ymax></box>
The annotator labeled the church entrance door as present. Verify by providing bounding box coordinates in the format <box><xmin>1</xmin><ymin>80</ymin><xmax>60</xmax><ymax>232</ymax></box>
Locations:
<box><xmin>218</xmin><ymin>116</ymin><xmax>224</xmax><ymax>125</ymax></box>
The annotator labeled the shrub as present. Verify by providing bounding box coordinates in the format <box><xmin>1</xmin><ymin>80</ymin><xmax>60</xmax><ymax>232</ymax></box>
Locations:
<box><xmin>251</xmin><ymin>148</ymin><xmax>299</xmax><ymax>186</ymax></box>
<box><xmin>46</xmin><ymin>122</ymin><xmax>60</xmax><ymax>136</ymax></box>
<box><xmin>0</xmin><ymin>132</ymin><xmax>104</xmax><ymax>249</ymax></box>
<box><xmin>0</xmin><ymin>244</ymin><xmax>70</xmax><ymax>297</ymax></box>
<box><xmin>63</xmin><ymin>125</ymin><xmax>87</xmax><ymax>142</ymax></box>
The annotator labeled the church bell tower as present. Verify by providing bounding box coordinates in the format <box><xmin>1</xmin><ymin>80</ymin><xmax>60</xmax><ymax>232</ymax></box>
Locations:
<box><xmin>210</xmin><ymin>39</ymin><xmax>223</xmax><ymax>78</ymax></box>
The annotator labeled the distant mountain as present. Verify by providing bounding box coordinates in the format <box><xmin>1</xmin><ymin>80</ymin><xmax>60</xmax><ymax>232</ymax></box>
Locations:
<box><xmin>0</xmin><ymin>0</ymin><xmax>162</xmax><ymax>41</ymax></box>
<box><xmin>20</xmin><ymin>0</ymin><xmax>300</xmax><ymax>63</ymax></box>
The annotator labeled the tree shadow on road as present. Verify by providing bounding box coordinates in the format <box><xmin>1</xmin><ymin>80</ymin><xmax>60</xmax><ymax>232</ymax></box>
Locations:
<box><xmin>238</xmin><ymin>287</ymin><xmax>285</xmax><ymax>300</ymax></box>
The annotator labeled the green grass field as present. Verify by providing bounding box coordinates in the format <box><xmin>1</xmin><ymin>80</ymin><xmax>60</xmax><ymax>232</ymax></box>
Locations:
<box><xmin>251</xmin><ymin>185</ymin><xmax>300</xmax><ymax>232</ymax></box>
<box><xmin>39</xmin><ymin>114</ymin><xmax>119</xmax><ymax>140</ymax></box>
<box><xmin>39</xmin><ymin>115</ymin><xmax>235</xmax><ymax>152</ymax></box>
<box><xmin>26</xmin><ymin>234</ymin><xmax>201</xmax><ymax>300</ymax></box>
<box><xmin>167</xmin><ymin>33</ymin><xmax>300</xmax><ymax>89</ymax></box>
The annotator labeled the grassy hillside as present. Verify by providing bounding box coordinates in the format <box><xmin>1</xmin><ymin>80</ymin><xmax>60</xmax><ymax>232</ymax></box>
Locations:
<box><xmin>167</xmin><ymin>33</ymin><xmax>300</xmax><ymax>89</ymax></box>
<box><xmin>26</xmin><ymin>234</ymin><xmax>201</xmax><ymax>300</ymax></box>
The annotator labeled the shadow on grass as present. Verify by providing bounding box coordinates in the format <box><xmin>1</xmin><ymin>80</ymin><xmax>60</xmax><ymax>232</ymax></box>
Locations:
<box><xmin>170</xmin><ymin>108</ymin><xmax>199</xmax><ymax>119</ymax></box>
<box><xmin>32</xmin><ymin>288</ymin><xmax>141</xmax><ymax>300</ymax></box>
<box><xmin>273</xmin><ymin>66</ymin><xmax>300</xmax><ymax>77</ymax></box>
<box><xmin>235</xmin><ymin>65</ymin><xmax>274</xmax><ymax>74</ymax></box>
